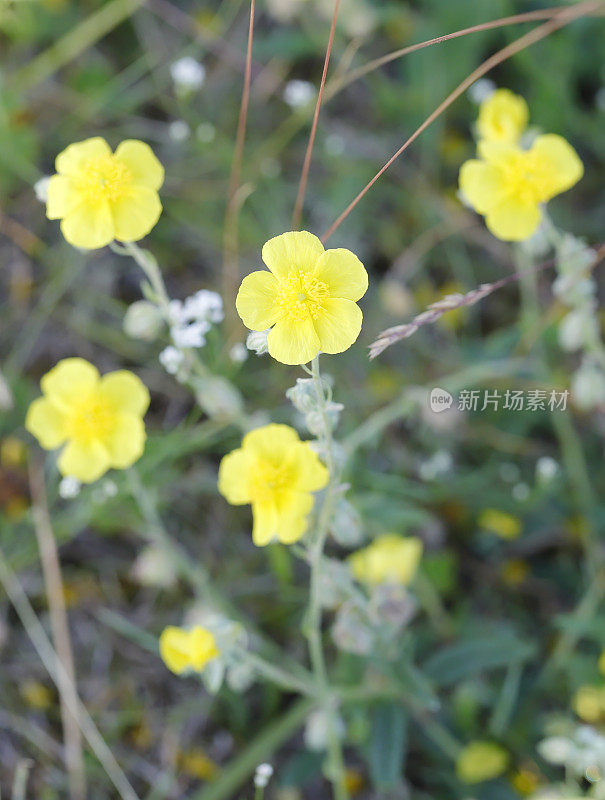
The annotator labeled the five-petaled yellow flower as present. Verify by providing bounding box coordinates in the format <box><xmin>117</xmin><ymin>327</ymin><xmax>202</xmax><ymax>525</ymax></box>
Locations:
<box><xmin>159</xmin><ymin>626</ymin><xmax>219</xmax><ymax>675</ymax></box>
<box><xmin>476</xmin><ymin>88</ymin><xmax>528</xmax><ymax>145</ymax></box>
<box><xmin>348</xmin><ymin>534</ymin><xmax>423</xmax><ymax>586</ymax></box>
<box><xmin>218</xmin><ymin>423</ymin><xmax>329</xmax><ymax>546</ymax></box>
<box><xmin>236</xmin><ymin>231</ymin><xmax>368</xmax><ymax>365</ymax></box>
<box><xmin>46</xmin><ymin>137</ymin><xmax>164</xmax><ymax>249</ymax></box>
<box><xmin>459</xmin><ymin>134</ymin><xmax>583</xmax><ymax>241</ymax></box>
<box><xmin>25</xmin><ymin>357</ymin><xmax>150</xmax><ymax>483</ymax></box>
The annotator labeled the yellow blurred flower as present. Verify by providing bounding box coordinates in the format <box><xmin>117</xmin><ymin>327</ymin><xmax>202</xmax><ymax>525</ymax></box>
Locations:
<box><xmin>459</xmin><ymin>135</ymin><xmax>583</xmax><ymax>241</ymax></box>
<box><xmin>456</xmin><ymin>741</ymin><xmax>509</xmax><ymax>784</ymax></box>
<box><xmin>0</xmin><ymin>436</ymin><xmax>26</xmax><ymax>467</ymax></box>
<box><xmin>349</xmin><ymin>534</ymin><xmax>423</xmax><ymax>586</ymax></box>
<box><xmin>500</xmin><ymin>558</ymin><xmax>529</xmax><ymax>586</ymax></box>
<box><xmin>511</xmin><ymin>766</ymin><xmax>541</xmax><ymax>796</ymax></box>
<box><xmin>25</xmin><ymin>357</ymin><xmax>149</xmax><ymax>483</ymax></box>
<box><xmin>477</xmin><ymin>89</ymin><xmax>529</xmax><ymax>145</ymax></box>
<box><xmin>343</xmin><ymin>768</ymin><xmax>364</xmax><ymax>794</ymax></box>
<box><xmin>573</xmin><ymin>684</ymin><xmax>605</xmax><ymax>723</ymax></box>
<box><xmin>218</xmin><ymin>424</ymin><xmax>328</xmax><ymax>546</ymax></box>
<box><xmin>159</xmin><ymin>626</ymin><xmax>219</xmax><ymax>675</ymax></box>
<box><xmin>46</xmin><ymin>137</ymin><xmax>164</xmax><ymax>249</ymax></box>
<box><xmin>236</xmin><ymin>231</ymin><xmax>368</xmax><ymax>365</ymax></box>
<box><xmin>179</xmin><ymin>748</ymin><xmax>219</xmax><ymax>781</ymax></box>
<box><xmin>20</xmin><ymin>680</ymin><xmax>53</xmax><ymax>710</ymax></box>
<box><xmin>598</xmin><ymin>650</ymin><xmax>605</xmax><ymax>676</ymax></box>
<box><xmin>478</xmin><ymin>509</ymin><xmax>522</xmax><ymax>540</ymax></box>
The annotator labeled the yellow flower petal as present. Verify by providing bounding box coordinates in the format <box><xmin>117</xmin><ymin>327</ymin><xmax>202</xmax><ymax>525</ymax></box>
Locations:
<box><xmin>189</xmin><ymin>627</ymin><xmax>219</xmax><ymax>670</ymax></box>
<box><xmin>456</xmin><ymin>741</ymin><xmax>509</xmax><ymax>784</ymax></box>
<box><xmin>235</xmin><ymin>270</ymin><xmax>281</xmax><ymax>331</ymax></box>
<box><xmin>459</xmin><ymin>159</ymin><xmax>504</xmax><ymax>214</ymax></box>
<box><xmin>25</xmin><ymin>397</ymin><xmax>67</xmax><ymax>450</ymax></box>
<box><xmin>252</xmin><ymin>501</ymin><xmax>279</xmax><ymax>546</ymax></box>
<box><xmin>159</xmin><ymin>626</ymin><xmax>191</xmax><ymax>675</ymax></box>
<box><xmin>276</xmin><ymin>491</ymin><xmax>314</xmax><ymax>544</ymax></box>
<box><xmin>485</xmin><ymin>196</ymin><xmax>541</xmax><ymax>241</ymax></box>
<box><xmin>242</xmin><ymin>424</ymin><xmax>301</xmax><ymax>463</ymax></box>
<box><xmin>267</xmin><ymin>314</ymin><xmax>320</xmax><ymax>364</ymax></box>
<box><xmin>112</xmin><ymin>185</ymin><xmax>162</xmax><ymax>243</ymax></box>
<box><xmin>46</xmin><ymin>175</ymin><xmax>81</xmax><ymax>220</ymax></box>
<box><xmin>100</xmin><ymin>371</ymin><xmax>150</xmax><ymax>416</ymax></box>
<box><xmin>529</xmin><ymin>133</ymin><xmax>584</xmax><ymax>201</ymax></box>
<box><xmin>349</xmin><ymin>534</ymin><xmax>423</xmax><ymax>585</ymax></box>
<box><xmin>262</xmin><ymin>231</ymin><xmax>324</xmax><ymax>279</ymax></box>
<box><xmin>60</xmin><ymin>200</ymin><xmax>115</xmax><ymax>249</ymax></box>
<box><xmin>57</xmin><ymin>439</ymin><xmax>111</xmax><ymax>483</ymax></box>
<box><xmin>284</xmin><ymin>443</ymin><xmax>329</xmax><ymax>493</ymax></box>
<box><xmin>114</xmin><ymin>140</ymin><xmax>164</xmax><ymax>191</ymax></box>
<box><xmin>314</xmin><ymin>298</ymin><xmax>363</xmax><ymax>355</ymax></box>
<box><xmin>313</xmin><ymin>248</ymin><xmax>368</xmax><ymax>301</ymax></box>
<box><xmin>218</xmin><ymin>448</ymin><xmax>253</xmax><ymax>505</ymax></box>
<box><xmin>105</xmin><ymin>413</ymin><xmax>146</xmax><ymax>469</ymax></box>
<box><xmin>477</xmin><ymin>89</ymin><xmax>528</xmax><ymax>145</ymax></box>
<box><xmin>40</xmin><ymin>358</ymin><xmax>100</xmax><ymax>410</ymax></box>
<box><xmin>55</xmin><ymin>137</ymin><xmax>111</xmax><ymax>176</ymax></box>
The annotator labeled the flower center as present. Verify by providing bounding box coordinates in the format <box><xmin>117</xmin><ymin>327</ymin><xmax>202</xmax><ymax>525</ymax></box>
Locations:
<box><xmin>501</xmin><ymin>151</ymin><xmax>541</xmax><ymax>205</ymax></box>
<box><xmin>76</xmin><ymin>155</ymin><xmax>132</xmax><ymax>204</ymax></box>
<box><xmin>276</xmin><ymin>272</ymin><xmax>330</xmax><ymax>322</ymax></box>
<box><xmin>67</xmin><ymin>394</ymin><xmax>116</xmax><ymax>443</ymax></box>
<box><xmin>248</xmin><ymin>460</ymin><xmax>291</xmax><ymax>505</ymax></box>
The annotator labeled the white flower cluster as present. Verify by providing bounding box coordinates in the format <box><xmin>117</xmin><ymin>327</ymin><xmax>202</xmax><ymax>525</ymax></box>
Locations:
<box><xmin>159</xmin><ymin>290</ymin><xmax>224</xmax><ymax>375</ymax></box>
<box><xmin>170</xmin><ymin>56</ymin><xmax>206</xmax><ymax>91</ymax></box>
<box><xmin>553</xmin><ymin>235</ymin><xmax>605</xmax><ymax>411</ymax></box>
<box><xmin>253</xmin><ymin>763</ymin><xmax>274</xmax><ymax>790</ymax></box>
<box><xmin>538</xmin><ymin>725</ymin><xmax>605</xmax><ymax>793</ymax></box>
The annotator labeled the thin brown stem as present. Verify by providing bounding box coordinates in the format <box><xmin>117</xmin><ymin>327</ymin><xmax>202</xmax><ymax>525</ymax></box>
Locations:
<box><xmin>29</xmin><ymin>458</ymin><xmax>86</xmax><ymax>800</ymax></box>
<box><xmin>222</xmin><ymin>0</ymin><xmax>256</xmax><ymax>329</ymax></box>
<box><xmin>321</xmin><ymin>0</ymin><xmax>603</xmax><ymax>243</ymax></box>
<box><xmin>323</xmin><ymin>5</ymin><xmax>602</xmax><ymax>101</ymax></box>
<box><xmin>291</xmin><ymin>0</ymin><xmax>341</xmax><ymax>230</ymax></box>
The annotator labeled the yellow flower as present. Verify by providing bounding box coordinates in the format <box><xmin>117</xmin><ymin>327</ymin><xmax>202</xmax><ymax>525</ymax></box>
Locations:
<box><xmin>459</xmin><ymin>134</ymin><xmax>583</xmax><ymax>241</ymax></box>
<box><xmin>20</xmin><ymin>680</ymin><xmax>53</xmax><ymax>710</ymax></box>
<box><xmin>573</xmin><ymin>684</ymin><xmax>605</xmax><ymax>723</ymax></box>
<box><xmin>218</xmin><ymin>423</ymin><xmax>328</xmax><ymax>546</ymax></box>
<box><xmin>349</xmin><ymin>534</ymin><xmax>423</xmax><ymax>586</ymax></box>
<box><xmin>477</xmin><ymin>89</ymin><xmax>529</xmax><ymax>145</ymax></box>
<box><xmin>159</xmin><ymin>626</ymin><xmax>219</xmax><ymax>675</ymax></box>
<box><xmin>598</xmin><ymin>650</ymin><xmax>605</xmax><ymax>676</ymax></box>
<box><xmin>456</xmin><ymin>741</ymin><xmax>509</xmax><ymax>784</ymax></box>
<box><xmin>478</xmin><ymin>509</ymin><xmax>522</xmax><ymax>540</ymax></box>
<box><xmin>46</xmin><ymin>137</ymin><xmax>164</xmax><ymax>249</ymax></box>
<box><xmin>236</xmin><ymin>231</ymin><xmax>368</xmax><ymax>365</ymax></box>
<box><xmin>179</xmin><ymin>749</ymin><xmax>219</xmax><ymax>781</ymax></box>
<box><xmin>25</xmin><ymin>357</ymin><xmax>149</xmax><ymax>483</ymax></box>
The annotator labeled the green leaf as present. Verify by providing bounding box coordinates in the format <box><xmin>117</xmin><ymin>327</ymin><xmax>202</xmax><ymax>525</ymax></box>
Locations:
<box><xmin>367</xmin><ymin>703</ymin><xmax>408</xmax><ymax>790</ymax></box>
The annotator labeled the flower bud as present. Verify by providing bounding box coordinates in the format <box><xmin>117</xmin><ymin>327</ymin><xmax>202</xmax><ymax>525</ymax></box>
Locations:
<box><xmin>123</xmin><ymin>300</ymin><xmax>163</xmax><ymax>341</ymax></box>
<box><xmin>246</xmin><ymin>330</ymin><xmax>270</xmax><ymax>355</ymax></box>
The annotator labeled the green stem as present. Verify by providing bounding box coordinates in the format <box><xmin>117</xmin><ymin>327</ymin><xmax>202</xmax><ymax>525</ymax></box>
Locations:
<box><xmin>304</xmin><ymin>355</ymin><xmax>348</xmax><ymax>800</ymax></box>
<box><xmin>120</xmin><ymin>241</ymin><xmax>171</xmax><ymax>314</ymax></box>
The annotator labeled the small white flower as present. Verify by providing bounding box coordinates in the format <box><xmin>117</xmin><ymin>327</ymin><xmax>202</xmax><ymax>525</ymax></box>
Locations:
<box><xmin>131</xmin><ymin>545</ymin><xmax>178</xmax><ymax>588</ymax></box>
<box><xmin>159</xmin><ymin>345</ymin><xmax>184</xmax><ymax>375</ymax></box>
<box><xmin>183</xmin><ymin>290</ymin><xmax>224</xmax><ymax>324</ymax></box>
<box><xmin>229</xmin><ymin>343</ymin><xmax>248</xmax><ymax>363</ymax></box>
<box><xmin>168</xmin><ymin>119</ymin><xmax>191</xmax><ymax>142</ymax></box>
<box><xmin>59</xmin><ymin>476</ymin><xmax>81</xmax><ymax>499</ymax></box>
<box><xmin>246</xmin><ymin>329</ymin><xmax>270</xmax><ymax>355</ymax></box>
<box><xmin>171</xmin><ymin>320</ymin><xmax>210</xmax><ymax>348</ymax></box>
<box><xmin>536</xmin><ymin>456</ymin><xmax>559</xmax><ymax>484</ymax></box>
<box><xmin>572</xmin><ymin>361</ymin><xmax>605</xmax><ymax>410</ymax></box>
<box><xmin>170</xmin><ymin>56</ymin><xmax>206</xmax><ymax>90</ymax></box>
<box><xmin>420</xmin><ymin>450</ymin><xmax>453</xmax><ymax>481</ymax></box>
<box><xmin>513</xmin><ymin>482</ymin><xmax>530</xmax><ymax>502</ymax></box>
<box><xmin>283</xmin><ymin>79</ymin><xmax>315</xmax><ymax>108</ymax></box>
<box><xmin>558</xmin><ymin>308</ymin><xmax>599</xmax><ymax>352</ymax></box>
<box><xmin>254</xmin><ymin>763</ymin><xmax>274</xmax><ymax>789</ymax></box>
<box><xmin>34</xmin><ymin>175</ymin><xmax>51</xmax><ymax>203</ymax></box>
<box><xmin>468</xmin><ymin>78</ymin><xmax>496</xmax><ymax>104</ymax></box>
